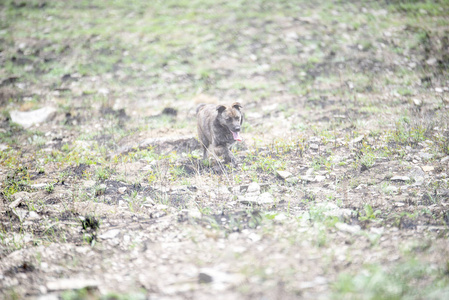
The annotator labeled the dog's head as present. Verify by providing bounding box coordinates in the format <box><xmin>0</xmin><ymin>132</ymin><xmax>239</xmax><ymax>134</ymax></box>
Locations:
<box><xmin>216</xmin><ymin>102</ymin><xmax>243</xmax><ymax>141</ymax></box>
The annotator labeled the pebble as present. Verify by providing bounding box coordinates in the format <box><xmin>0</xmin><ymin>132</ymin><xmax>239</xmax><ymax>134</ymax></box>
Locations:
<box><xmin>99</xmin><ymin>229</ymin><xmax>120</xmax><ymax>239</ymax></box>
<box><xmin>46</xmin><ymin>279</ymin><xmax>98</xmax><ymax>291</ymax></box>
<box><xmin>310</xmin><ymin>143</ymin><xmax>319</xmax><ymax>150</ymax></box>
<box><xmin>276</xmin><ymin>170</ymin><xmax>293</xmax><ymax>180</ymax></box>
<box><xmin>10</xmin><ymin>106</ymin><xmax>57</xmax><ymax>129</ymax></box>
<box><xmin>390</xmin><ymin>176</ymin><xmax>410</xmax><ymax>181</ymax></box>
<box><xmin>83</xmin><ymin>180</ymin><xmax>96</xmax><ymax>188</ymax></box>
<box><xmin>246</xmin><ymin>182</ymin><xmax>261</xmax><ymax>194</ymax></box>
<box><xmin>421</xmin><ymin>166</ymin><xmax>434</xmax><ymax>172</ymax></box>
<box><xmin>315</xmin><ymin>175</ymin><xmax>326</xmax><ymax>182</ymax></box>
<box><xmin>419</xmin><ymin>152</ymin><xmax>433</xmax><ymax>160</ymax></box>
<box><xmin>412</xmin><ymin>98</ymin><xmax>422</xmax><ymax>106</ymax></box>
<box><xmin>335</xmin><ymin>222</ymin><xmax>361</xmax><ymax>234</ymax></box>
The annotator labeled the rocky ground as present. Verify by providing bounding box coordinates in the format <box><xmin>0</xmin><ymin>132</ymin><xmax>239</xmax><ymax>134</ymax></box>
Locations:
<box><xmin>1</xmin><ymin>0</ymin><xmax>449</xmax><ymax>299</ymax></box>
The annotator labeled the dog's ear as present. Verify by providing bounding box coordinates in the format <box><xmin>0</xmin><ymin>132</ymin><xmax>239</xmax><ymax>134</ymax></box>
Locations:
<box><xmin>232</xmin><ymin>102</ymin><xmax>243</xmax><ymax>110</ymax></box>
<box><xmin>216</xmin><ymin>105</ymin><xmax>226</xmax><ymax>114</ymax></box>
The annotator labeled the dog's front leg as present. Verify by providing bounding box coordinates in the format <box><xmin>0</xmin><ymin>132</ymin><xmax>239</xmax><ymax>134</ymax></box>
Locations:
<box><xmin>223</xmin><ymin>147</ymin><xmax>237</xmax><ymax>166</ymax></box>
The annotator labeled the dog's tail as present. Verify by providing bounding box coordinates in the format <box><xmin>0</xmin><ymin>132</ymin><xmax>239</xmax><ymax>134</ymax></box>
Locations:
<box><xmin>196</xmin><ymin>103</ymin><xmax>206</xmax><ymax>115</ymax></box>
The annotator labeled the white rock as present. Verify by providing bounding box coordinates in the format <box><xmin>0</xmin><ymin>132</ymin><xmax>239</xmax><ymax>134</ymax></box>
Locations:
<box><xmin>408</xmin><ymin>166</ymin><xmax>426</xmax><ymax>180</ymax></box>
<box><xmin>315</xmin><ymin>175</ymin><xmax>326</xmax><ymax>182</ymax></box>
<box><xmin>441</xmin><ymin>156</ymin><xmax>449</xmax><ymax>163</ymax></box>
<box><xmin>390</xmin><ymin>176</ymin><xmax>410</xmax><ymax>181</ymax></box>
<box><xmin>217</xmin><ymin>185</ymin><xmax>230</xmax><ymax>195</ymax></box>
<box><xmin>310</xmin><ymin>143</ymin><xmax>319</xmax><ymax>150</ymax></box>
<box><xmin>31</xmin><ymin>183</ymin><xmax>47</xmax><ymax>189</ymax></box>
<box><xmin>350</xmin><ymin>135</ymin><xmax>364</xmax><ymax>144</ymax></box>
<box><xmin>118</xmin><ymin>187</ymin><xmax>127</xmax><ymax>194</ymax></box>
<box><xmin>274</xmin><ymin>213</ymin><xmax>287</xmax><ymax>221</ymax></box>
<box><xmin>426</xmin><ymin>57</ymin><xmax>437</xmax><ymax>65</ymax></box>
<box><xmin>419</xmin><ymin>152</ymin><xmax>433</xmax><ymax>160</ymax></box>
<box><xmin>237</xmin><ymin>192</ymin><xmax>274</xmax><ymax>206</ymax></box>
<box><xmin>83</xmin><ymin>180</ymin><xmax>96</xmax><ymax>188</ymax></box>
<box><xmin>276</xmin><ymin>170</ymin><xmax>293</xmax><ymax>179</ymax></box>
<box><xmin>422</xmin><ymin>166</ymin><xmax>434</xmax><ymax>172</ymax></box>
<box><xmin>46</xmin><ymin>279</ymin><xmax>98</xmax><ymax>291</ymax></box>
<box><xmin>257</xmin><ymin>192</ymin><xmax>275</xmax><ymax>204</ymax></box>
<box><xmin>9</xmin><ymin>191</ymin><xmax>31</xmax><ymax>208</ymax></box>
<box><xmin>99</xmin><ymin>229</ymin><xmax>120</xmax><ymax>239</ymax></box>
<box><xmin>324</xmin><ymin>208</ymin><xmax>353</xmax><ymax>219</ymax></box>
<box><xmin>246</xmin><ymin>182</ymin><xmax>260</xmax><ymax>194</ymax></box>
<box><xmin>385</xmin><ymin>186</ymin><xmax>398</xmax><ymax>193</ymax></box>
<box><xmin>10</xmin><ymin>106</ymin><xmax>57</xmax><ymax>129</ymax></box>
<box><xmin>435</xmin><ymin>87</ymin><xmax>443</xmax><ymax>93</ymax></box>
<box><xmin>413</xmin><ymin>98</ymin><xmax>422</xmax><ymax>106</ymax></box>
<box><xmin>301</xmin><ymin>175</ymin><xmax>316</xmax><ymax>182</ymax></box>
<box><xmin>370</xmin><ymin>227</ymin><xmax>384</xmax><ymax>235</ymax></box>
<box><xmin>198</xmin><ymin>268</ymin><xmax>244</xmax><ymax>287</ymax></box>
<box><xmin>28</xmin><ymin>211</ymin><xmax>40</xmax><ymax>219</ymax></box>
<box><xmin>335</xmin><ymin>222</ymin><xmax>361</xmax><ymax>234</ymax></box>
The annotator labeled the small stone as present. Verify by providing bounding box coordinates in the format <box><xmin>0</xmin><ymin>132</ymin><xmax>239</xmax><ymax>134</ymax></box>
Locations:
<box><xmin>310</xmin><ymin>143</ymin><xmax>319</xmax><ymax>150</ymax></box>
<box><xmin>10</xmin><ymin>106</ymin><xmax>57</xmax><ymax>129</ymax></box>
<box><xmin>301</xmin><ymin>175</ymin><xmax>316</xmax><ymax>182</ymax></box>
<box><xmin>408</xmin><ymin>166</ymin><xmax>426</xmax><ymax>180</ymax></box>
<box><xmin>118</xmin><ymin>187</ymin><xmax>127</xmax><ymax>194</ymax></box>
<box><xmin>28</xmin><ymin>211</ymin><xmax>39</xmax><ymax>219</ymax></box>
<box><xmin>350</xmin><ymin>135</ymin><xmax>364</xmax><ymax>144</ymax></box>
<box><xmin>435</xmin><ymin>87</ymin><xmax>443</xmax><ymax>93</ymax></box>
<box><xmin>385</xmin><ymin>186</ymin><xmax>398</xmax><ymax>193</ymax></box>
<box><xmin>199</xmin><ymin>272</ymin><xmax>213</xmax><ymax>283</ymax></box>
<box><xmin>421</xmin><ymin>166</ymin><xmax>434</xmax><ymax>172</ymax></box>
<box><xmin>276</xmin><ymin>170</ymin><xmax>293</xmax><ymax>180</ymax></box>
<box><xmin>9</xmin><ymin>191</ymin><xmax>31</xmax><ymax>208</ymax></box>
<box><xmin>335</xmin><ymin>222</ymin><xmax>361</xmax><ymax>234</ymax></box>
<box><xmin>426</xmin><ymin>57</ymin><xmax>437</xmax><ymax>65</ymax></box>
<box><xmin>99</xmin><ymin>229</ymin><xmax>120</xmax><ymax>239</ymax></box>
<box><xmin>246</xmin><ymin>182</ymin><xmax>260</xmax><ymax>194</ymax></box>
<box><xmin>324</xmin><ymin>208</ymin><xmax>353</xmax><ymax>219</ymax></box>
<box><xmin>30</xmin><ymin>183</ymin><xmax>47</xmax><ymax>189</ymax></box>
<box><xmin>217</xmin><ymin>185</ymin><xmax>230</xmax><ymax>195</ymax></box>
<box><xmin>46</xmin><ymin>279</ymin><xmax>98</xmax><ymax>291</ymax></box>
<box><xmin>370</xmin><ymin>227</ymin><xmax>384</xmax><ymax>235</ymax></box>
<box><xmin>419</xmin><ymin>152</ymin><xmax>433</xmax><ymax>160</ymax></box>
<box><xmin>274</xmin><ymin>213</ymin><xmax>287</xmax><ymax>221</ymax></box>
<box><xmin>83</xmin><ymin>180</ymin><xmax>96</xmax><ymax>188</ymax></box>
<box><xmin>441</xmin><ymin>156</ymin><xmax>449</xmax><ymax>163</ymax></box>
<box><xmin>257</xmin><ymin>192</ymin><xmax>275</xmax><ymax>205</ymax></box>
<box><xmin>390</xmin><ymin>176</ymin><xmax>410</xmax><ymax>181</ymax></box>
<box><xmin>412</xmin><ymin>98</ymin><xmax>422</xmax><ymax>106</ymax></box>
<box><xmin>315</xmin><ymin>175</ymin><xmax>326</xmax><ymax>182</ymax></box>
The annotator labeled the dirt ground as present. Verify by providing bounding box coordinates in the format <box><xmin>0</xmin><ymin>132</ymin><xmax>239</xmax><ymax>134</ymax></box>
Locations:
<box><xmin>1</xmin><ymin>0</ymin><xmax>449</xmax><ymax>299</ymax></box>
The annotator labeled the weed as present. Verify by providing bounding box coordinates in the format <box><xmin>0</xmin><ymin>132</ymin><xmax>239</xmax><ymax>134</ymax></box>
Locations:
<box><xmin>96</xmin><ymin>166</ymin><xmax>111</xmax><ymax>181</ymax></box>
<box><xmin>333</xmin><ymin>259</ymin><xmax>449</xmax><ymax>299</ymax></box>
<box><xmin>45</xmin><ymin>182</ymin><xmax>55</xmax><ymax>193</ymax></box>
<box><xmin>2</xmin><ymin>167</ymin><xmax>30</xmax><ymax>201</ymax></box>
<box><xmin>359</xmin><ymin>204</ymin><xmax>382</xmax><ymax>222</ymax></box>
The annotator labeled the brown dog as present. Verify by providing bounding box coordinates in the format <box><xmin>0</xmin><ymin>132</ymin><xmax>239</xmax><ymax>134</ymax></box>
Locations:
<box><xmin>196</xmin><ymin>102</ymin><xmax>243</xmax><ymax>165</ymax></box>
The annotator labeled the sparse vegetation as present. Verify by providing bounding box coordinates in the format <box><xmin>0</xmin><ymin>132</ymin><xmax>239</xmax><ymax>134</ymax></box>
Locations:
<box><xmin>1</xmin><ymin>0</ymin><xmax>449</xmax><ymax>299</ymax></box>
